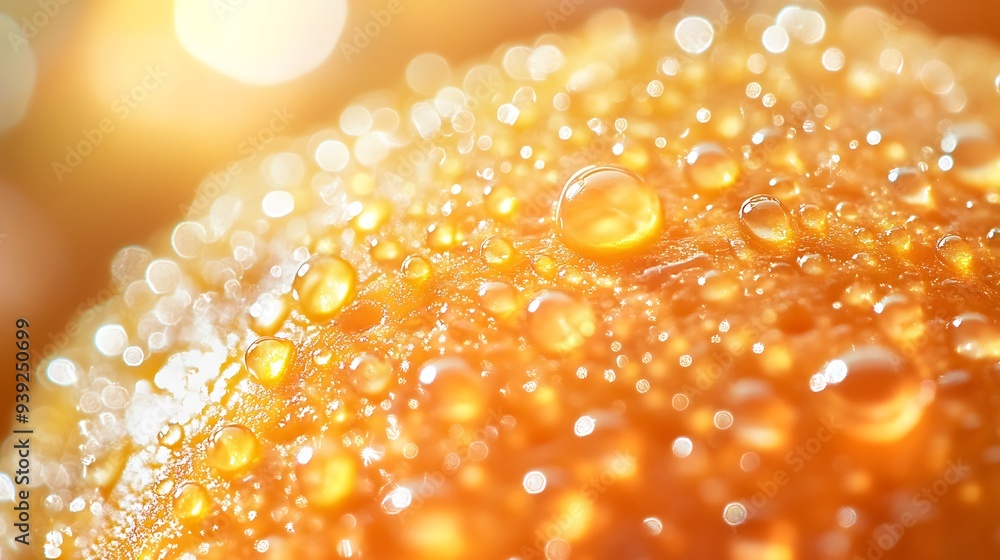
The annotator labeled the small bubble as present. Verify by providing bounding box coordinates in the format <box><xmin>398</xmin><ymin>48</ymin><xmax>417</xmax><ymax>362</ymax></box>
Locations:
<box><xmin>887</xmin><ymin>167</ymin><xmax>933</xmax><ymax>206</ymax></box>
<box><xmin>643</xmin><ymin>517</ymin><xmax>663</xmax><ymax>536</ymax></box>
<box><xmin>350</xmin><ymin>354</ymin><xmax>393</xmax><ymax>396</ymax></box>
<box><xmin>746</xmin><ymin>82</ymin><xmax>762</xmax><ymax>99</ymax></box>
<box><xmin>478</xmin><ymin>281</ymin><xmax>519</xmax><ymax>320</ymax></box>
<box><xmin>497</xmin><ymin>103</ymin><xmax>520</xmax><ymax>125</ymax></box>
<box><xmin>315</xmin><ymin>140</ymin><xmax>350</xmax><ymax>171</ymax></box>
<box><xmin>402</xmin><ymin>255</ymin><xmax>432</xmax><ymax>283</ymax></box>
<box><xmin>740</xmin><ymin>452</ymin><xmax>760</xmax><ymax>472</ymax></box>
<box><xmin>672</xmin><ymin>394</ymin><xmax>689</xmax><ymax>410</ymax></box>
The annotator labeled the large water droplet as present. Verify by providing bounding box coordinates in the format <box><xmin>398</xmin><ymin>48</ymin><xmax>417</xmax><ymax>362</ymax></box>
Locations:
<box><xmin>206</xmin><ymin>424</ymin><xmax>261</xmax><ymax>477</ymax></box>
<box><xmin>739</xmin><ymin>195</ymin><xmax>793</xmax><ymax>246</ymax></box>
<box><xmin>245</xmin><ymin>337</ymin><xmax>296</xmax><ymax>386</ymax></box>
<box><xmin>936</xmin><ymin>235</ymin><xmax>975</xmax><ymax>274</ymax></box>
<box><xmin>685</xmin><ymin>143</ymin><xmax>740</xmax><ymax>190</ymax></box>
<box><xmin>887</xmin><ymin>167</ymin><xmax>933</xmax><ymax>206</ymax></box>
<box><xmin>293</xmin><ymin>255</ymin><xmax>357</xmax><ymax>321</ymax></box>
<box><xmin>555</xmin><ymin>164</ymin><xmax>662</xmax><ymax>259</ymax></box>
<box><xmin>173</xmin><ymin>482</ymin><xmax>211</xmax><ymax>522</ymax></box>
<box><xmin>526</xmin><ymin>290</ymin><xmax>597</xmax><ymax>356</ymax></box>
<box><xmin>950</xmin><ymin>313</ymin><xmax>1000</xmax><ymax>360</ymax></box>
<box><xmin>821</xmin><ymin>347</ymin><xmax>926</xmax><ymax>443</ymax></box>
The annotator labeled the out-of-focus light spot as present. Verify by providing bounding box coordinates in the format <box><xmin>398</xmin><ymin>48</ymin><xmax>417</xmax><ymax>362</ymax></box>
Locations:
<box><xmin>0</xmin><ymin>14</ymin><xmax>37</xmax><ymax>133</ymax></box>
<box><xmin>174</xmin><ymin>0</ymin><xmax>347</xmax><ymax>85</ymax></box>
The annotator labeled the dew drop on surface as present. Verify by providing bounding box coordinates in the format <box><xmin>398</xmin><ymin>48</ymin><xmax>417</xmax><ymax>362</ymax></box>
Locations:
<box><xmin>821</xmin><ymin>347</ymin><xmax>925</xmax><ymax>443</ymax></box>
<box><xmin>478</xmin><ymin>281</ymin><xmax>519</xmax><ymax>320</ymax></box>
<box><xmin>935</xmin><ymin>235</ymin><xmax>975</xmax><ymax>274</ymax></box>
<box><xmin>402</xmin><ymin>255</ymin><xmax>432</xmax><ymax>283</ymax></box>
<box><xmin>296</xmin><ymin>446</ymin><xmax>357</xmax><ymax>508</ymax></box>
<box><xmin>887</xmin><ymin>167</ymin><xmax>933</xmax><ymax>206</ymax></box>
<box><xmin>874</xmin><ymin>295</ymin><xmax>925</xmax><ymax>345</ymax></box>
<box><xmin>950</xmin><ymin>313</ymin><xmax>1000</xmax><ymax>360</ymax></box>
<box><xmin>523</xmin><ymin>470</ymin><xmax>547</xmax><ymax>494</ymax></box>
<box><xmin>723</xmin><ymin>502</ymin><xmax>747</xmax><ymax>526</ymax></box>
<box><xmin>713</xmin><ymin>410</ymin><xmax>734</xmax><ymax>430</ymax></box>
<box><xmin>947</xmin><ymin>130</ymin><xmax>1000</xmax><ymax>190</ymax></box>
<box><xmin>417</xmin><ymin>357</ymin><xmax>487</xmax><ymax>424</ymax></box>
<box><xmin>158</xmin><ymin>423</ymin><xmax>183</xmax><ymax>448</ymax></box>
<box><xmin>173</xmin><ymin>482</ymin><xmax>211</xmax><ymax>522</ymax></box>
<box><xmin>739</xmin><ymin>195</ymin><xmax>793</xmax><ymax>245</ymax></box>
<box><xmin>574</xmin><ymin>415</ymin><xmax>596</xmax><ymax>437</ymax></box>
<box><xmin>245</xmin><ymin>337</ymin><xmax>296</xmax><ymax>386</ymax></box>
<box><xmin>674</xmin><ymin>16</ymin><xmax>714</xmax><ymax>55</ymax></box>
<box><xmin>293</xmin><ymin>255</ymin><xmax>357</xmax><ymax>321</ymax></box>
<box><xmin>672</xmin><ymin>437</ymin><xmax>693</xmax><ymax>458</ymax></box>
<box><xmin>349</xmin><ymin>354</ymin><xmax>394</xmax><ymax>396</ymax></box>
<box><xmin>481</xmin><ymin>236</ymin><xmax>515</xmax><ymax>267</ymax></box>
<box><xmin>555</xmin><ymin>164</ymin><xmax>662</xmax><ymax>259</ymax></box>
<box><xmin>685</xmin><ymin>143</ymin><xmax>740</xmax><ymax>190</ymax></box>
<box><xmin>526</xmin><ymin>290</ymin><xmax>598</xmax><ymax>356</ymax></box>
<box><xmin>206</xmin><ymin>425</ymin><xmax>261</xmax><ymax>477</ymax></box>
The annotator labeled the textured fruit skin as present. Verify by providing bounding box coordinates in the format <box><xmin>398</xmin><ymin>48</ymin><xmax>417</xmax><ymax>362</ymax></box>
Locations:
<box><xmin>7</xmin><ymin>4</ymin><xmax>1000</xmax><ymax>559</ymax></box>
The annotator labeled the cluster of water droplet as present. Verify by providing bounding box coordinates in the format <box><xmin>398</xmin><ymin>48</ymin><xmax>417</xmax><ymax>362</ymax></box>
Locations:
<box><xmin>8</xmin><ymin>1</ymin><xmax>1000</xmax><ymax>558</ymax></box>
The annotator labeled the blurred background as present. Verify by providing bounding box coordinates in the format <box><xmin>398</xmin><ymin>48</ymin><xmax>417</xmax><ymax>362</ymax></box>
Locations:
<box><xmin>0</xmin><ymin>0</ymin><xmax>996</xmax><ymax>435</ymax></box>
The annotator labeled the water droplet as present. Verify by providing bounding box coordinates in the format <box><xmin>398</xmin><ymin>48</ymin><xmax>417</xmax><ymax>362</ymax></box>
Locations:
<box><xmin>485</xmin><ymin>185</ymin><xmax>518</xmax><ymax>220</ymax></box>
<box><xmin>526</xmin><ymin>290</ymin><xmax>597</xmax><ymax>356</ymax></box>
<box><xmin>797</xmin><ymin>203</ymin><xmax>827</xmax><ymax>234</ymax></box>
<box><xmin>158</xmin><ymin>423</ymin><xmax>183</xmax><ymax>448</ymax></box>
<box><xmin>293</xmin><ymin>255</ymin><xmax>357</xmax><ymax>321</ymax></box>
<box><xmin>936</xmin><ymin>235</ymin><xmax>975</xmax><ymax>274</ymax></box>
<box><xmin>481</xmin><ymin>236</ymin><xmax>515</xmax><ymax>267</ymax></box>
<box><xmin>297</xmin><ymin>445</ymin><xmax>357</xmax><ymax>507</ymax></box>
<box><xmin>950</xmin><ymin>313</ymin><xmax>1000</xmax><ymax>360</ymax></box>
<box><xmin>821</xmin><ymin>347</ymin><xmax>925</xmax><ymax>443</ymax></box>
<box><xmin>723</xmin><ymin>502</ymin><xmax>747</xmax><ymax>526</ymax></box>
<box><xmin>739</xmin><ymin>195</ymin><xmax>793</xmax><ymax>246</ymax></box>
<box><xmin>427</xmin><ymin>220</ymin><xmax>463</xmax><ymax>251</ymax></box>
<box><xmin>402</xmin><ymin>255</ymin><xmax>432</xmax><ymax>283</ymax></box>
<box><xmin>478</xmin><ymin>281</ymin><xmax>519</xmax><ymax>320</ymax></box>
<box><xmin>350</xmin><ymin>354</ymin><xmax>394</xmax><ymax>396</ymax></box>
<box><xmin>206</xmin><ymin>424</ymin><xmax>261</xmax><ymax>477</ymax></box>
<box><xmin>350</xmin><ymin>199</ymin><xmax>392</xmax><ymax>234</ymax></box>
<box><xmin>555</xmin><ymin>164</ymin><xmax>662</xmax><ymax>259</ymax></box>
<box><xmin>173</xmin><ymin>482</ymin><xmax>211</xmax><ymax>522</ymax></box>
<box><xmin>245</xmin><ymin>337</ymin><xmax>296</xmax><ymax>386</ymax></box>
<box><xmin>948</xmin><ymin>128</ymin><xmax>1000</xmax><ymax>191</ymax></box>
<box><xmin>418</xmin><ymin>357</ymin><xmax>487</xmax><ymax>424</ymax></box>
<box><xmin>887</xmin><ymin>167</ymin><xmax>933</xmax><ymax>206</ymax></box>
<box><xmin>884</xmin><ymin>226</ymin><xmax>913</xmax><ymax>254</ymax></box>
<box><xmin>874</xmin><ymin>295</ymin><xmax>924</xmax><ymax>345</ymax></box>
<box><xmin>685</xmin><ymin>143</ymin><xmax>740</xmax><ymax>190</ymax></box>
